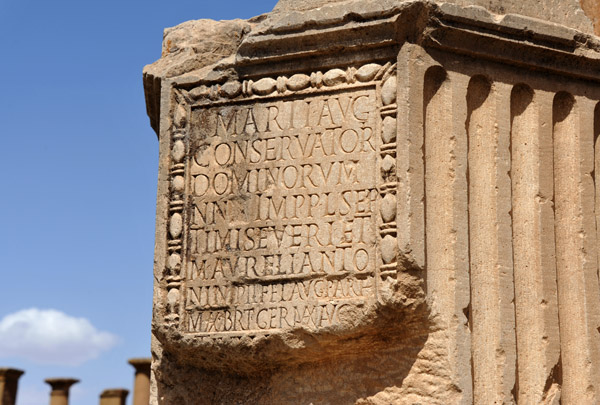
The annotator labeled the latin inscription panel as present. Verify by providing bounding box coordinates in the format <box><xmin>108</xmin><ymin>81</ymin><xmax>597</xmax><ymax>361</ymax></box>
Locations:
<box><xmin>183</xmin><ymin>87</ymin><xmax>381</xmax><ymax>335</ymax></box>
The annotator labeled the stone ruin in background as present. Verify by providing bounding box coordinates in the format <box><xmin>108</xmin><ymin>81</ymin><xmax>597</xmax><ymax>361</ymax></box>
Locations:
<box><xmin>0</xmin><ymin>358</ymin><xmax>150</xmax><ymax>405</ymax></box>
<box><xmin>144</xmin><ymin>0</ymin><xmax>600</xmax><ymax>403</ymax></box>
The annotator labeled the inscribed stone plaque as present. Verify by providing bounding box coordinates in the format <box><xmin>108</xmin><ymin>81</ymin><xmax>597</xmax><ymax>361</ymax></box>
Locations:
<box><xmin>186</xmin><ymin>87</ymin><xmax>380</xmax><ymax>335</ymax></box>
<box><xmin>160</xmin><ymin>63</ymin><xmax>401</xmax><ymax>350</ymax></box>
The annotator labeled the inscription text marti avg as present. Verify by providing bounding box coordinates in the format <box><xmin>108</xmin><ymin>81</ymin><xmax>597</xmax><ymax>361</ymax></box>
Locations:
<box><xmin>184</xmin><ymin>87</ymin><xmax>382</xmax><ymax>335</ymax></box>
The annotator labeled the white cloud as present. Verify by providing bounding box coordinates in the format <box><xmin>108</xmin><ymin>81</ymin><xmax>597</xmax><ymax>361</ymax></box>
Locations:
<box><xmin>0</xmin><ymin>308</ymin><xmax>118</xmax><ymax>366</ymax></box>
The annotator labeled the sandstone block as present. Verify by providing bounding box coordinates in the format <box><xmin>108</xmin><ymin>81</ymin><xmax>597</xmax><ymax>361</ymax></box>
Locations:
<box><xmin>145</xmin><ymin>0</ymin><xmax>600</xmax><ymax>403</ymax></box>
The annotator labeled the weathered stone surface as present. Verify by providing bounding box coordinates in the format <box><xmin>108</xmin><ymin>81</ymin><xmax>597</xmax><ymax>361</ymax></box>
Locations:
<box><xmin>143</xmin><ymin>18</ymin><xmax>252</xmax><ymax>133</ymax></box>
<box><xmin>581</xmin><ymin>0</ymin><xmax>600</xmax><ymax>35</ymax></box>
<box><xmin>273</xmin><ymin>0</ymin><xmax>599</xmax><ymax>35</ymax></box>
<box><xmin>145</xmin><ymin>0</ymin><xmax>600</xmax><ymax>403</ymax></box>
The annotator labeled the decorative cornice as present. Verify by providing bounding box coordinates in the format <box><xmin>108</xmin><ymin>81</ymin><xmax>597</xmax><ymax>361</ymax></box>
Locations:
<box><xmin>234</xmin><ymin>2</ymin><xmax>600</xmax><ymax>78</ymax></box>
<box><xmin>145</xmin><ymin>1</ymin><xmax>600</xmax><ymax>138</ymax></box>
<box><xmin>423</xmin><ymin>3</ymin><xmax>600</xmax><ymax>82</ymax></box>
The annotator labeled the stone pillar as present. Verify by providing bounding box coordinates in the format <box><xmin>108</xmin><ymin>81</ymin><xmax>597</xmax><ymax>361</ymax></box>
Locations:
<box><xmin>44</xmin><ymin>378</ymin><xmax>79</xmax><ymax>405</ymax></box>
<box><xmin>144</xmin><ymin>0</ymin><xmax>600</xmax><ymax>403</ymax></box>
<box><xmin>128</xmin><ymin>358</ymin><xmax>151</xmax><ymax>405</ymax></box>
<box><xmin>0</xmin><ymin>369</ymin><xmax>24</xmax><ymax>405</ymax></box>
<box><xmin>99</xmin><ymin>389</ymin><xmax>128</xmax><ymax>405</ymax></box>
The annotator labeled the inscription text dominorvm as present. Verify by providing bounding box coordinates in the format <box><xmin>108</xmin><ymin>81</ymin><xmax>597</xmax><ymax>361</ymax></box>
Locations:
<box><xmin>183</xmin><ymin>87</ymin><xmax>382</xmax><ymax>335</ymax></box>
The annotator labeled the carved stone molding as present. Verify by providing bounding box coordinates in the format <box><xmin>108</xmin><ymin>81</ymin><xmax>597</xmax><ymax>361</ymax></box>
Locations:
<box><xmin>159</xmin><ymin>62</ymin><xmax>401</xmax><ymax>334</ymax></box>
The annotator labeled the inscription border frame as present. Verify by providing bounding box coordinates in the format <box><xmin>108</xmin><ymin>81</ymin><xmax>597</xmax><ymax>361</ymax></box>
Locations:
<box><xmin>159</xmin><ymin>62</ymin><xmax>400</xmax><ymax>338</ymax></box>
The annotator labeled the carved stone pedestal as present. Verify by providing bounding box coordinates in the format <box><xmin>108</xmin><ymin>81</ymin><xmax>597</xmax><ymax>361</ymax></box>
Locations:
<box><xmin>144</xmin><ymin>0</ymin><xmax>600</xmax><ymax>403</ymax></box>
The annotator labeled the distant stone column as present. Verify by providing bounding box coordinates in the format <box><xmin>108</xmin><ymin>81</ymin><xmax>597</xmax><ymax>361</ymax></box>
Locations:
<box><xmin>99</xmin><ymin>389</ymin><xmax>128</xmax><ymax>405</ymax></box>
<box><xmin>44</xmin><ymin>378</ymin><xmax>79</xmax><ymax>405</ymax></box>
<box><xmin>0</xmin><ymin>368</ymin><xmax>24</xmax><ymax>405</ymax></box>
<box><xmin>128</xmin><ymin>358</ymin><xmax>151</xmax><ymax>405</ymax></box>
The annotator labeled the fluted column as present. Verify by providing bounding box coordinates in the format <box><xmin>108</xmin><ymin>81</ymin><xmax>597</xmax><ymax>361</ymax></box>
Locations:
<box><xmin>99</xmin><ymin>389</ymin><xmax>129</xmax><ymax>405</ymax></box>
<box><xmin>128</xmin><ymin>358</ymin><xmax>151</xmax><ymax>405</ymax></box>
<box><xmin>45</xmin><ymin>378</ymin><xmax>79</xmax><ymax>405</ymax></box>
<box><xmin>0</xmin><ymin>369</ymin><xmax>24</xmax><ymax>405</ymax></box>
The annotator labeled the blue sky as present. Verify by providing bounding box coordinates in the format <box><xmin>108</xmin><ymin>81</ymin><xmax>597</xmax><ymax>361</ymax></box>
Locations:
<box><xmin>0</xmin><ymin>1</ymin><xmax>276</xmax><ymax>404</ymax></box>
